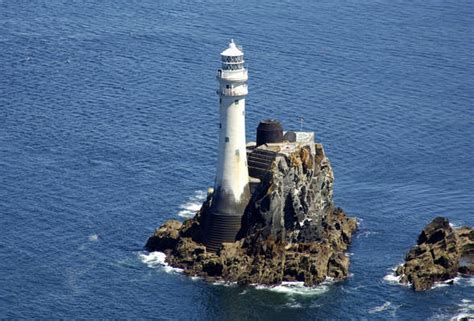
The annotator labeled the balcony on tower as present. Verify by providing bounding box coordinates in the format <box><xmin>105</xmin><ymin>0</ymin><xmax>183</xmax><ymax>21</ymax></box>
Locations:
<box><xmin>217</xmin><ymin>68</ymin><xmax>248</xmax><ymax>81</ymax></box>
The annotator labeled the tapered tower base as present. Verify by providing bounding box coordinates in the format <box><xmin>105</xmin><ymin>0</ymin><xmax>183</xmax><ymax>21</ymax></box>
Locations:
<box><xmin>204</xmin><ymin>184</ymin><xmax>250</xmax><ymax>252</ymax></box>
<box><xmin>204</xmin><ymin>211</ymin><xmax>244</xmax><ymax>252</ymax></box>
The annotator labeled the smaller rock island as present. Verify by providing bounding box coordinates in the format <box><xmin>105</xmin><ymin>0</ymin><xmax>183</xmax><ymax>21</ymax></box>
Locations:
<box><xmin>395</xmin><ymin>217</ymin><xmax>473</xmax><ymax>291</ymax></box>
<box><xmin>145</xmin><ymin>40</ymin><xmax>357</xmax><ymax>286</ymax></box>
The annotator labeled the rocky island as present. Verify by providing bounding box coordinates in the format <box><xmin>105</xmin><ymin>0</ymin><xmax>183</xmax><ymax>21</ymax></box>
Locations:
<box><xmin>146</xmin><ymin>123</ymin><xmax>357</xmax><ymax>286</ymax></box>
<box><xmin>395</xmin><ymin>217</ymin><xmax>473</xmax><ymax>291</ymax></box>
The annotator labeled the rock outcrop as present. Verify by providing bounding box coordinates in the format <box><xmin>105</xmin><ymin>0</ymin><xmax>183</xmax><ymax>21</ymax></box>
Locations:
<box><xmin>395</xmin><ymin>217</ymin><xmax>473</xmax><ymax>291</ymax></box>
<box><xmin>146</xmin><ymin>142</ymin><xmax>357</xmax><ymax>286</ymax></box>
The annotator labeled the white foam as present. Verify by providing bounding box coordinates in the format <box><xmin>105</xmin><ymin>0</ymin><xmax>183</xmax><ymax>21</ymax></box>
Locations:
<box><xmin>285</xmin><ymin>301</ymin><xmax>303</xmax><ymax>309</ymax></box>
<box><xmin>450</xmin><ymin>313</ymin><xmax>474</xmax><ymax>321</ymax></box>
<box><xmin>458</xmin><ymin>299</ymin><xmax>474</xmax><ymax>312</ymax></box>
<box><xmin>139</xmin><ymin>251</ymin><xmax>165</xmax><ymax>267</ymax></box>
<box><xmin>449</xmin><ymin>299</ymin><xmax>474</xmax><ymax>321</ymax></box>
<box><xmin>383</xmin><ymin>264</ymin><xmax>410</xmax><ymax>287</ymax></box>
<box><xmin>368</xmin><ymin>301</ymin><xmax>392</xmax><ymax>314</ymax></box>
<box><xmin>383</xmin><ymin>272</ymin><xmax>402</xmax><ymax>284</ymax></box>
<box><xmin>88</xmin><ymin>234</ymin><xmax>99</xmax><ymax>241</ymax></box>
<box><xmin>254</xmin><ymin>281</ymin><xmax>329</xmax><ymax>296</ymax></box>
<box><xmin>212</xmin><ymin>280</ymin><xmax>237</xmax><ymax>287</ymax></box>
<box><xmin>138</xmin><ymin>251</ymin><xmax>183</xmax><ymax>273</ymax></box>
<box><xmin>431</xmin><ymin>276</ymin><xmax>461</xmax><ymax>289</ymax></box>
<box><xmin>431</xmin><ymin>282</ymin><xmax>450</xmax><ymax>289</ymax></box>
<box><xmin>177</xmin><ymin>190</ymin><xmax>207</xmax><ymax>218</ymax></box>
<box><xmin>356</xmin><ymin>230</ymin><xmax>379</xmax><ymax>239</ymax></box>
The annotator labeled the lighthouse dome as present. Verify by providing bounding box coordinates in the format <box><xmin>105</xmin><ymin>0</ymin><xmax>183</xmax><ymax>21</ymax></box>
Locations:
<box><xmin>221</xmin><ymin>39</ymin><xmax>243</xmax><ymax>57</ymax></box>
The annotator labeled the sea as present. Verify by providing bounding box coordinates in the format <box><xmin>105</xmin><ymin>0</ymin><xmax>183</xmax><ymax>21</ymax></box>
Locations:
<box><xmin>0</xmin><ymin>0</ymin><xmax>473</xmax><ymax>319</ymax></box>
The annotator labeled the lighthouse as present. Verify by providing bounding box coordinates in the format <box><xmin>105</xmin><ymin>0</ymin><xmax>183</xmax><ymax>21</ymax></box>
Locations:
<box><xmin>204</xmin><ymin>40</ymin><xmax>251</xmax><ymax>251</ymax></box>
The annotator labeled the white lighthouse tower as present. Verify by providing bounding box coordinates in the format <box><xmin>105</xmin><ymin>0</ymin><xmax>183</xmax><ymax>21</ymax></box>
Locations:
<box><xmin>204</xmin><ymin>40</ymin><xmax>251</xmax><ymax>251</ymax></box>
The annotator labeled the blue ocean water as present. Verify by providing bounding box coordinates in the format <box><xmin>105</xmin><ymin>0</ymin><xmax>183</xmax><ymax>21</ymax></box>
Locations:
<box><xmin>1</xmin><ymin>0</ymin><xmax>473</xmax><ymax>319</ymax></box>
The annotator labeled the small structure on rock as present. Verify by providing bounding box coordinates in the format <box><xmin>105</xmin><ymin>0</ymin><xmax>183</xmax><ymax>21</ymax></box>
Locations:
<box><xmin>395</xmin><ymin>217</ymin><xmax>473</xmax><ymax>291</ymax></box>
<box><xmin>145</xmin><ymin>40</ymin><xmax>358</xmax><ymax>286</ymax></box>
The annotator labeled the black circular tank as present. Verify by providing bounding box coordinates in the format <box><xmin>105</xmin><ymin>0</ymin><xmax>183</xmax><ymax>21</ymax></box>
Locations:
<box><xmin>256</xmin><ymin>119</ymin><xmax>284</xmax><ymax>146</ymax></box>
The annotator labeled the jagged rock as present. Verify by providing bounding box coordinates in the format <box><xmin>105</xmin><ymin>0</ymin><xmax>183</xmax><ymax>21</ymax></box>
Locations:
<box><xmin>457</xmin><ymin>227</ymin><xmax>474</xmax><ymax>257</ymax></box>
<box><xmin>396</xmin><ymin>217</ymin><xmax>473</xmax><ymax>291</ymax></box>
<box><xmin>145</xmin><ymin>220</ymin><xmax>182</xmax><ymax>252</ymax></box>
<box><xmin>457</xmin><ymin>226</ymin><xmax>474</xmax><ymax>275</ymax></box>
<box><xmin>145</xmin><ymin>142</ymin><xmax>357</xmax><ymax>287</ymax></box>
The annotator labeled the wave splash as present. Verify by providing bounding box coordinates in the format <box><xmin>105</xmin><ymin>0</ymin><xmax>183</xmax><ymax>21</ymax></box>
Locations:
<box><xmin>436</xmin><ymin>299</ymin><xmax>474</xmax><ymax>321</ymax></box>
<box><xmin>253</xmin><ymin>280</ymin><xmax>331</xmax><ymax>296</ymax></box>
<box><xmin>383</xmin><ymin>265</ymin><xmax>406</xmax><ymax>286</ymax></box>
<box><xmin>177</xmin><ymin>190</ymin><xmax>207</xmax><ymax>218</ymax></box>
<box><xmin>138</xmin><ymin>251</ymin><xmax>183</xmax><ymax>273</ymax></box>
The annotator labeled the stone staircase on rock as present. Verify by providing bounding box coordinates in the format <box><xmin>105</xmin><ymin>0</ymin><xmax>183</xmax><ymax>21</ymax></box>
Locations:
<box><xmin>247</xmin><ymin>149</ymin><xmax>278</xmax><ymax>180</ymax></box>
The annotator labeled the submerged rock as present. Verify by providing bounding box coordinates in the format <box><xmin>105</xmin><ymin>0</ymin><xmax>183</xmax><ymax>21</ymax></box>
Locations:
<box><xmin>146</xmin><ymin>142</ymin><xmax>357</xmax><ymax>286</ymax></box>
<box><xmin>395</xmin><ymin>217</ymin><xmax>473</xmax><ymax>291</ymax></box>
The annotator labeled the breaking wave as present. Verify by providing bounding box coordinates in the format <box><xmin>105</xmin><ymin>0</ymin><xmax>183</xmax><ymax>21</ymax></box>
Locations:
<box><xmin>369</xmin><ymin>301</ymin><xmax>392</xmax><ymax>314</ymax></box>
<box><xmin>253</xmin><ymin>281</ymin><xmax>330</xmax><ymax>296</ymax></box>
<box><xmin>431</xmin><ymin>299</ymin><xmax>474</xmax><ymax>321</ymax></box>
<box><xmin>284</xmin><ymin>301</ymin><xmax>303</xmax><ymax>309</ymax></box>
<box><xmin>383</xmin><ymin>273</ymin><xmax>403</xmax><ymax>284</ymax></box>
<box><xmin>368</xmin><ymin>301</ymin><xmax>401</xmax><ymax>317</ymax></box>
<box><xmin>177</xmin><ymin>190</ymin><xmax>207</xmax><ymax>218</ymax></box>
<box><xmin>450</xmin><ymin>299</ymin><xmax>474</xmax><ymax>321</ymax></box>
<box><xmin>383</xmin><ymin>265</ymin><xmax>406</xmax><ymax>286</ymax></box>
<box><xmin>211</xmin><ymin>280</ymin><xmax>238</xmax><ymax>287</ymax></box>
<box><xmin>467</xmin><ymin>277</ymin><xmax>474</xmax><ymax>287</ymax></box>
<box><xmin>431</xmin><ymin>276</ymin><xmax>462</xmax><ymax>289</ymax></box>
<box><xmin>138</xmin><ymin>251</ymin><xmax>183</xmax><ymax>274</ymax></box>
